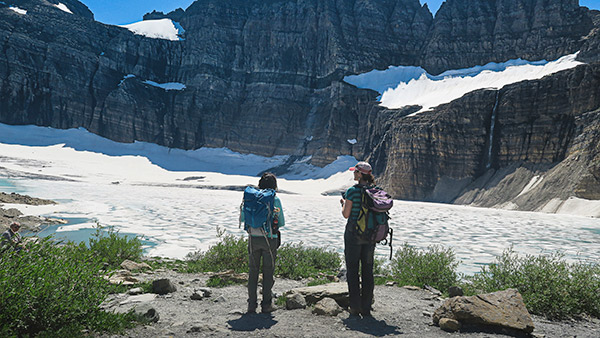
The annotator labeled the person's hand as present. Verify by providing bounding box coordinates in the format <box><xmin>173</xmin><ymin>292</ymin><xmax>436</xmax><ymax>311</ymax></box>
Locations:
<box><xmin>340</xmin><ymin>198</ymin><xmax>344</xmax><ymax>207</ymax></box>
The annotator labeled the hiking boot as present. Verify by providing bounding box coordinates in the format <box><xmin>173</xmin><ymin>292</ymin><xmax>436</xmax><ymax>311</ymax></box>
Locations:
<box><xmin>348</xmin><ymin>308</ymin><xmax>361</xmax><ymax>316</ymax></box>
<box><xmin>261</xmin><ymin>304</ymin><xmax>277</xmax><ymax>313</ymax></box>
<box><xmin>247</xmin><ymin>304</ymin><xmax>257</xmax><ymax>314</ymax></box>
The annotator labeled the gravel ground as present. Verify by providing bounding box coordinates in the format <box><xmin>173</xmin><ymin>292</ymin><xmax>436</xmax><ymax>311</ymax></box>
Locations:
<box><xmin>101</xmin><ymin>270</ymin><xmax>600</xmax><ymax>338</ymax></box>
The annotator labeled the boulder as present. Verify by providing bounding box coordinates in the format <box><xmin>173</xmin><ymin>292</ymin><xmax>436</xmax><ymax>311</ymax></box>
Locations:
<box><xmin>312</xmin><ymin>298</ymin><xmax>343</xmax><ymax>316</ymax></box>
<box><xmin>285</xmin><ymin>292</ymin><xmax>307</xmax><ymax>310</ymax></box>
<box><xmin>433</xmin><ymin>289</ymin><xmax>534</xmax><ymax>334</ymax></box>
<box><xmin>285</xmin><ymin>282</ymin><xmax>349</xmax><ymax>308</ymax></box>
<box><xmin>121</xmin><ymin>259</ymin><xmax>152</xmax><ymax>271</ymax></box>
<box><xmin>152</xmin><ymin>278</ymin><xmax>177</xmax><ymax>295</ymax></box>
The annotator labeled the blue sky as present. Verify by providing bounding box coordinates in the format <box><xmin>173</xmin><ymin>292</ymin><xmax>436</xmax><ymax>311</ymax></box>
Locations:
<box><xmin>80</xmin><ymin>0</ymin><xmax>600</xmax><ymax>25</ymax></box>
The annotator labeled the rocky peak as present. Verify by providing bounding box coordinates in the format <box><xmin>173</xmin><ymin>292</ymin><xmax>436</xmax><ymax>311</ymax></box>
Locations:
<box><xmin>420</xmin><ymin>0</ymin><xmax>592</xmax><ymax>73</ymax></box>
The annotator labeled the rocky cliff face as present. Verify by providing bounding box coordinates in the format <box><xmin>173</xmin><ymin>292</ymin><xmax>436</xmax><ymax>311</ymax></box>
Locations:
<box><xmin>366</xmin><ymin>63</ymin><xmax>600</xmax><ymax>214</ymax></box>
<box><xmin>0</xmin><ymin>0</ymin><xmax>599</xmax><ymax>213</ymax></box>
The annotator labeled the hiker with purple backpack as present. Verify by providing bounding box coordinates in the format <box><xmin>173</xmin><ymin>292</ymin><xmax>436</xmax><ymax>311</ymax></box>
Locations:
<box><xmin>340</xmin><ymin>161</ymin><xmax>393</xmax><ymax>317</ymax></box>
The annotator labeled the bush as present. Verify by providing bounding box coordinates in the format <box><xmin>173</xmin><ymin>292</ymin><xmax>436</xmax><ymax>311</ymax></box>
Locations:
<box><xmin>185</xmin><ymin>230</ymin><xmax>341</xmax><ymax>280</ymax></box>
<box><xmin>276</xmin><ymin>242</ymin><xmax>341</xmax><ymax>280</ymax></box>
<box><xmin>88</xmin><ymin>224</ymin><xmax>143</xmax><ymax>269</ymax></box>
<box><xmin>0</xmin><ymin>237</ymin><xmax>137</xmax><ymax>336</ymax></box>
<box><xmin>390</xmin><ymin>243</ymin><xmax>459</xmax><ymax>292</ymax></box>
<box><xmin>466</xmin><ymin>248</ymin><xmax>600</xmax><ymax>319</ymax></box>
<box><xmin>185</xmin><ymin>232</ymin><xmax>248</xmax><ymax>273</ymax></box>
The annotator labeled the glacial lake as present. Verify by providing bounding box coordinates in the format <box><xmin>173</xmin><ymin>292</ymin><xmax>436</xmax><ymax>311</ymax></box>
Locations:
<box><xmin>5</xmin><ymin>178</ymin><xmax>600</xmax><ymax>275</ymax></box>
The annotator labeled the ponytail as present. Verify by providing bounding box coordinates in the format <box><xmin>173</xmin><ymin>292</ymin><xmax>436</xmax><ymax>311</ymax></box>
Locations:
<box><xmin>361</xmin><ymin>172</ymin><xmax>375</xmax><ymax>185</ymax></box>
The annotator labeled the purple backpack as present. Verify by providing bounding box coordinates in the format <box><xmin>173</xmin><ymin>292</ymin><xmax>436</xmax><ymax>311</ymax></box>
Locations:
<box><xmin>364</xmin><ymin>188</ymin><xmax>393</xmax><ymax>212</ymax></box>
<box><xmin>356</xmin><ymin>185</ymin><xmax>394</xmax><ymax>258</ymax></box>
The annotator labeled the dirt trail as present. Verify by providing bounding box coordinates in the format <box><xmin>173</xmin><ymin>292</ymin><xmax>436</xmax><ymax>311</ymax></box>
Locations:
<box><xmin>102</xmin><ymin>270</ymin><xmax>600</xmax><ymax>337</ymax></box>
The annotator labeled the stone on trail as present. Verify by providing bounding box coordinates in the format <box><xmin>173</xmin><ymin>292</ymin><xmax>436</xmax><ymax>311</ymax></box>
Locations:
<box><xmin>105</xmin><ymin>270</ymin><xmax>139</xmax><ymax>285</ymax></box>
<box><xmin>312</xmin><ymin>298</ymin><xmax>343</xmax><ymax>316</ymax></box>
<box><xmin>285</xmin><ymin>282</ymin><xmax>349</xmax><ymax>307</ymax></box>
<box><xmin>152</xmin><ymin>278</ymin><xmax>177</xmax><ymax>295</ymax></box>
<box><xmin>439</xmin><ymin>318</ymin><xmax>461</xmax><ymax>332</ymax></box>
<box><xmin>433</xmin><ymin>288</ymin><xmax>534</xmax><ymax>334</ymax></box>
<box><xmin>285</xmin><ymin>292</ymin><xmax>307</xmax><ymax>310</ymax></box>
<box><xmin>121</xmin><ymin>259</ymin><xmax>152</xmax><ymax>271</ymax></box>
<box><xmin>128</xmin><ymin>287</ymin><xmax>144</xmax><ymax>295</ymax></box>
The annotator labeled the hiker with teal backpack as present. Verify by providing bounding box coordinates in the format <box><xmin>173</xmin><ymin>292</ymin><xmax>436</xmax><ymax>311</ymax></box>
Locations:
<box><xmin>341</xmin><ymin>161</ymin><xmax>393</xmax><ymax>317</ymax></box>
<box><xmin>240</xmin><ymin>172</ymin><xmax>284</xmax><ymax>314</ymax></box>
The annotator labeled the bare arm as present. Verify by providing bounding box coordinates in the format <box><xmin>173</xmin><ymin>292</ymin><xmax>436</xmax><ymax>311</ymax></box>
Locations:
<box><xmin>341</xmin><ymin>199</ymin><xmax>353</xmax><ymax>219</ymax></box>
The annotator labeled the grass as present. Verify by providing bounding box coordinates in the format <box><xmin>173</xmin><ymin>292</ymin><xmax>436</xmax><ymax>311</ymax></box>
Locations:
<box><xmin>0</xmin><ymin>225</ymin><xmax>144</xmax><ymax>336</ymax></box>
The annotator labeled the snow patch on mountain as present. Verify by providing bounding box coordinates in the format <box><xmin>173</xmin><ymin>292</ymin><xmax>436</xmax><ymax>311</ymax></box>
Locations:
<box><xmin>9</xmin><ymin>6</ymin><xmax>27</xmax><ymax>15</ymax></box>
<box><xmin>121</xmin><ymin>18</ymin><xmax>185</xmax><ymax>41</ymax></box>
<box><xmin>54</xmin><ymin>3</ymin><xmax>73</xmax><ymax>14</ymax></box>
<box><xmin>344</xmin><ymin>53</ymin><xmax>583</xmax><ymax>114</ymax></box>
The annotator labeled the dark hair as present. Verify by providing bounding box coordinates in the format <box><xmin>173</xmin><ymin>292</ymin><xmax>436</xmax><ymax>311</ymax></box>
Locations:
<box><xmin>361</xmin><ymin>172</ymin><xmax>375</xmax><ymax>185</ymax></box>
<box><xmin>259</xmin><ymin>172</ymin><xmax>278</xmax><ymax>190</ymax></box>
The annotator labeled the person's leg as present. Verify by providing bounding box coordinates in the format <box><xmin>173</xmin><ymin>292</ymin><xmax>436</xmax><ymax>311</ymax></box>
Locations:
<box><xmin>247</xmin><ymin>236</ymin><xmax>262</xmax><ymax>312</ymax></box>
<box><xmin>359</xmin><ymin>243</ymin><xmax>376</xmax><ymax>316</ymax></box>
<box><xmin>261</xmin><ymin>237</ymin><xmax>278</xmax><ymax>312</ymax></box>
<box><xmin>344</xmin><ymin>231</ymin><xmax>362</xmax><ymax>315</ymax></box>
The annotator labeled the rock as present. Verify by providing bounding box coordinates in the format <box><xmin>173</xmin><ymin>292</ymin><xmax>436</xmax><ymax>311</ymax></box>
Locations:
<box><xmin>448</xmin><ymin>286</ymin><xmax>464</xmax><ymax>297</ymax></box>
<box><xmin>285</xmin><ymin>282</ymin><xmax>349</xmax><ymax>308</ymax></box>
<box><xmin>106</xmin><ymin>270</ymin><xmax>139</xmax><ymax>285</ymax></box>
<box><xmin>120</xmin><ymin>294</ymin><xmax>157</xmax><ymax>305</ymax></box>
<box><xmin>385</xmin><ymin>281</ymin><xmax>397</xmax><ymax>286</ymax></box>
<box><xmin>424</xmin><ymin>285</ymin><xmax>441</xmax><ymax>296</ymax></box>
<box><xmin>120</xmin><ymin>259</ymin><xmax>152</xmax><ymax>271</ymax></box>
<box><xmin>214</xmin><ymin>295</ymin><xmax>226</xmax><ymax>303</ymax></box>
<box><xmin>402</xmin><ymin>286</ymin><xmax>422</xmax><ymax>291</ymax></box>
<box><xmin>2</xmin><ymin>208</ymin><xmax>22</xmax><ymax>218</ymax></box>
<box><xmin>312</xmin><ymin>298</ymin><xmax>343</xmax><ymax>316</ymax></box>
<box><xmin>131</xmin><ymin>303</ymin><xmax>159</xmax><ymax>323</ymax></box>
<box><xmin>209</xmin><ymin>270</ymin><xmax>248</xmax><ymax>284</ymax></box>
<box><xmin>152</xmin><ymin>278</ymin><xmax>177</xmax><ymax>295</ymax></box>
<box><xmin>433</xmin><ymin>289</ymin><xmax>534</xmax><ymax>334</ymax></box>
<box><xmin>285</xmin><ymin>292</ymin><xmax>307</xmax><ymax>310</ymax></box>
<box><xmin>195</xmin><ymin>287</ymin><xmax>212</xmax><ymax>298</ymax></box>
<box><xmin>190</xmin><ymin>292</ymin><xmax>203</xmax><ymax>301</ymax></box>
<box><xmin>439</xmin><ymin>318</ymin><xmax>461</xmax><ymax>332</ymax></box>
<box><xmin>128</xmin><ymin>287</ymin><xmax>144</xmax><ymax>296</ymax></box>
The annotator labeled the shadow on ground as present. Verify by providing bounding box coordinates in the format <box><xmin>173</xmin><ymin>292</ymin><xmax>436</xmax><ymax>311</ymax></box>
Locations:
<box><xmin>342</xmin><ymin>316</ymin><xmax>403</xmax><ymax>336</ymax></box>
<box><xmin>227</xmin><ymin>313</ymin><xmax>278</xmax><ymax>331</ymax></box>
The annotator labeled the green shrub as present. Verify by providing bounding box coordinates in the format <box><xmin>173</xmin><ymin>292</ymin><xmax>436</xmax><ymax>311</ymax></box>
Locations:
<box><xmin>390</xmin><ymin>243</ymin><xmax>459</xmax><ymax>292</ymax></box>
<box><xmin>0</xmin><ymin>237</ymin><xmax>137</xmax><ymax>336</ymax></box>
<box><xmin>185</xmin><ymin>231</ymin><xmax>341</xmax><ymax>280</ymax></box>
<box><xmin>276</xmin><ymin>242</ymin><xmax>341</xmax><ymax>280</ymax></box>
<box><xmin>185</xmin><ymin>232</ymin><xmax>248</xmax><ymax>273</ymax></box>
<box><xmin>88</xmin><ymin>224</ymin><xmax>143</xmax><ymax>269</ymax></box>
<box><xmin>466</xmin><ymin>248</ymin><xmax>600</xmax><ymax>319</ymax></box>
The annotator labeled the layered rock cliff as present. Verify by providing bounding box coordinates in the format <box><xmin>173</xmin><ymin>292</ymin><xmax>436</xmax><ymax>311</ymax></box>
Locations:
<box><xmin>0</xmin><ymin>0</ymin><xmax>599</xmax><ymax>214</ymax></box>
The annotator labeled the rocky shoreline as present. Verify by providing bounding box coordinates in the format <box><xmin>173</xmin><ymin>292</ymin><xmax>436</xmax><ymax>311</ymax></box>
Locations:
<box><xmin>100</xmin><ymin>264</ymin><xmax>600</xmax><ymax>338</ymax></box>
<box><xmin>0</xmin><ymin>192</ymin><xmax>65</xmax><ymax>232</ymax></box>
